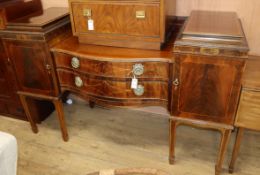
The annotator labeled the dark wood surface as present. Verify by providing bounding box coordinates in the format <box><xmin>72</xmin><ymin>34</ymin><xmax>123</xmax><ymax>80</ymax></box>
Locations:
<box><xmin>0</xmin><ymin>0</ymin><xmax>42</xmax><ymax>29</ymax></box>
<box><xmin>69</xmin><ymin>0</ymin><xmax>172</xmax><ymax>49</ymax></box>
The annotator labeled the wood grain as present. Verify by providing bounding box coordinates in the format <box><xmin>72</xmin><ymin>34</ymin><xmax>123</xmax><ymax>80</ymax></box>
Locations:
<box><xmin>235</xmin><ymin>91</ymin><xmax>260</xmax><ymax>131</ymax></box>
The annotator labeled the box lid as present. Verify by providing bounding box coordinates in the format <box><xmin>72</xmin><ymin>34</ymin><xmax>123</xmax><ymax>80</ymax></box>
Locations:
<box><xmin>174</xmin><ymin>11</ymin><xmax>249</xmax><ymax>54</ymax></box>
<box><xmin>6</xmin><ymin>7</ymin><xmax>69</xmax><ymax>31</ymax></box>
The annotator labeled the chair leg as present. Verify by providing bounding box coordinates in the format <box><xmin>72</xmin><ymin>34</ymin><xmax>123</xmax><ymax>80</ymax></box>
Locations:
<box><xmin>169</xmin><ymin>119</ymin><xmax>177</xmax><ymax>164</ymax></box>
<box><xmin>215</xmin><ymin>129</ymin><xmax>231</xmax><ymax>175</ymax></box>
<box><xmin>53</xmin><ymin>98</ymin><xmax>69</xmax><ymax>142</ymax></box>
<box><xmin>229</xmin><ymin>127</ymin><xmax>244</xmax><ymax>173</ymax></box>
<box><xmin>19</xmin><ymin>94</ymin><xmax>38</xmax><ymax>133</ymax></box>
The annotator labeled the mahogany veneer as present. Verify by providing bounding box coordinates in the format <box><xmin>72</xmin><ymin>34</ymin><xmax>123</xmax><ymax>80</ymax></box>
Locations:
<box><xmin>69</xmin><ymin>0</ymin><xmax>174</xmax><ymax>50</ymax></box>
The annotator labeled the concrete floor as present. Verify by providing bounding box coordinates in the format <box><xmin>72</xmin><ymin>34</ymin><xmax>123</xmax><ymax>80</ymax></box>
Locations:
<box><xmin>0</xmin><ymin>101</ymin><xmax>259</xmax><ymax>175</ymax></box>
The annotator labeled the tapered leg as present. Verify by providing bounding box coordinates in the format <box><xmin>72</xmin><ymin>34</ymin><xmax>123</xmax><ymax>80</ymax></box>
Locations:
<box><xmin>229</xmin><ymin>127</ymin><xmax>244</xmax><ymax>173</ymax></box>
<box><xmin>19</xmin><ymin>94</ymin><xmax>38</xmax><ymax>133</ymax></box>
<box><xmin>169</xmin><ymin>120</ymin><xmax>178</xmax><ymax>164</ymax></box>
<box><xmin>215</xmin><ymin>129</ymin><xmax>231</xmax><ymax>175</ymax></box>
<box><xmin>53</xmin><ymin>99</ymin><xmax>69</xmax><ymax>142</ymax></box>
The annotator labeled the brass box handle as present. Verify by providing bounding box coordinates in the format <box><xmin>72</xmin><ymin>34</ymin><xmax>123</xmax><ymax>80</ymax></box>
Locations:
<box><xmin>136</xmin><ymin>11</ymin><xmax>146</xmax><ymax>19</ymax></box>
<box><xmin>200</xmin><ymin>48</ymin><xmax>220</xmax><ymax>56</ymax></box>
<box><xmin>83</xmin><ymin>9</ymin><xmax>92</xmax><ymax>17</ymax></box>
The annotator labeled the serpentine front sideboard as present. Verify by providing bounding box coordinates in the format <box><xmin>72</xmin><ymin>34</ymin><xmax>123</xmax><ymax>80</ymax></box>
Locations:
<box><xmin>0</xmin><ymin>7</ymin><xmax>249</xmax><ymax>175</ymax></box>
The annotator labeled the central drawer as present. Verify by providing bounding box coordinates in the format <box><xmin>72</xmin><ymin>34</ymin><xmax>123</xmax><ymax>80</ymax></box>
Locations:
<box><xmin>57</xmin><ymin>69</ymin><xmax>168</xmax><ymax>100</ymax></box>
<box><xmin>54</xmin><ymin>52</ymin><xmax>169</xmax><ymax>80</ymax></box>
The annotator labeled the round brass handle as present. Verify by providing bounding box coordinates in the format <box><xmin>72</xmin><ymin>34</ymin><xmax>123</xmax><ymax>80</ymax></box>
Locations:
<box><xmin>75</xmin><ymin>76</ymin><xmax>83</xmax><ymax>87</ymax></box>
<box><xmin>71</xmin><ymin>57</ymin><xmax>80</xmax><ymax>69</ymax></box>
<box><xmin>134</xmin><ymin>85</ymin><xmax>144</xmax><ymax>96</ymax></box>
<box><xmin>133</xmin><ymin>63</ymin><xmax>144</xmax><ymax>76</ymax></box>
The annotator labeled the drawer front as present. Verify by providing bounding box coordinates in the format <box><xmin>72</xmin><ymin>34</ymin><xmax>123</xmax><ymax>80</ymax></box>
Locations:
<box><xmin>54</xmin><ymin>52</ymin><xmax>169</xmax><ymax>80</ymax></box>
<box><xmin>57</xmin><ymin>70</ymin><xmax>168</xmax><ymax>100</ymax></box>
<box><xmin>71</xmin><ymin>2</ymin><xmax>160</xmax><ymax>37</ymax></box>
<box><xmin>235</xmin><ymin>90</ymin><xmax>260</xmax><ymax>131</ymax></box>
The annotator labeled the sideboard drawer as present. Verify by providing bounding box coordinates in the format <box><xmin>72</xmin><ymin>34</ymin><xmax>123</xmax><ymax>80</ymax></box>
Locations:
<box><xmin>54</xmin><ymin>52</ymin><xmax>169</xmax><ymax>80</ymax></box>
<box><xmin>57</xmin><ymin>70</ymin><xmax>168</xmax><ymax>100</ymax></box>
<box><xmin>235</xmin><ymin>90</ymin><xmax>260</xmax><ymax>130</ymax></box>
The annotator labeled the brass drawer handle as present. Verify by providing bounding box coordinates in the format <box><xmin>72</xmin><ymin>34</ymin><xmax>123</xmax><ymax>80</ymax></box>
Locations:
<box><xmin>71</xmin><ymin>57</ymin><xmax>80</xmax><ymax>69</ymax></box>
<box><xmin>83</xmin><ymin>9</ymin><xmax>92</xmax><ymax>17</ymax></box>
<box><xmin>136</xmin><ymin>11</ymin><xmax>146</xmax><ymax>19</ymax></box>
<box><xmin>75</xmin><ymin>76</ymin><xmax>83</xmax><ymax>87</ymax></box>
<box><xmin>200</xmin><ymin>48</ymin><xmax>220</xmax><ymax>55</ymax></box>
<box><xmin>133</xmin><ymin>63</ymin><xmax>144</xmax><ymax>76</ymax></box>
<box><xmin>173</xmin><ymin>78</ymin><xmax>179</xmax><ymax>86</ymax></box>
<box><xmin>134</xmin><ymin>85</ymin><xmax>144</xmax><ymax>96</ymax></box>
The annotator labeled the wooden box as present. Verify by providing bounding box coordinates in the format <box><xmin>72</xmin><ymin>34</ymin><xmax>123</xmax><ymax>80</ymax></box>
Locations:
<box><xmin>0</xmin><ymin>0</ymin><xmax>42</xmax><ymax>29</ymax></box>
<box><xmin>171</xmin><ymin>11</ymin><xmax>249</xmax><ymax>125</ymax></box>
<box><xmin>68</xmin><ymin>0</ymin><xmax>173</xmax><ymax>50</ymax></box>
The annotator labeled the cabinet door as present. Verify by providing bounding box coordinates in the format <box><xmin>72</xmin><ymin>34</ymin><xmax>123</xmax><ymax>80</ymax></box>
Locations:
<box><xmin>171</xmin><ymin>54</ymin><xmax>245</xmax><ymax>125</ymax></box>
<box><xmin>4</xmin><ymin>40</ymin><xmax>56</xmax><ymax>96</ymax></box>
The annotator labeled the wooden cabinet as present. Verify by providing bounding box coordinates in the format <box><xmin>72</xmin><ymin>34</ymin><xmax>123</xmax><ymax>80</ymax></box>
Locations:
<box><xmin>171</xmin><ymin>54</ymin><xmax>245</xmax><ymax>125</ymax></box>
<box><xmin>170</xmin><ymin>11</ymin><xmax>249</xmax><ymax>175</ymax></box>
<box><xmin>0</xmin><ymin>39</ymin><xmax>25</xmax><ymax>119</ymax></box>
<box><xmin>4</xmin><ymin>40</ymin><xmax>56</xmax><ymax>96</ymax></box>
<box><xmin>69</xmin><ymin>0</ymin><xmax>174</xmax><ymax>50</ymax></box>
<box><xmin>1</xmin><ymin>7</ymin><xmax>71</xmax><ymax>97</ymax></box>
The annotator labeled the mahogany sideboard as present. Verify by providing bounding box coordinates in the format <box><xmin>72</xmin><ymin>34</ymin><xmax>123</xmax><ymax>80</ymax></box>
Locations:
<box><xmin>48</xmin><ymin>11</ymin><xmax>249</xmax><ymax>175</ymax></box>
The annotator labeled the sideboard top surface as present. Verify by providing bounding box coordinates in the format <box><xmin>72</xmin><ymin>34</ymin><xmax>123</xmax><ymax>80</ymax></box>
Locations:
<box><xmin>175</xmin><ymin>10</ymin><xmax>249</xmax><ymax>53</ymax></box>
<box><xmin>51</xmin><ymin>36</ymin><xmax>175</xmax><ymax>62</ymax></box>
<box><xmin>184</xmin><ymin>10</ymin><xmax>243</xmax><ymax>38</ymax></box>
<box><xmin>7</xmin><ymin>7</ymin><xmax>68</xmax><ymax>28</ymax></box>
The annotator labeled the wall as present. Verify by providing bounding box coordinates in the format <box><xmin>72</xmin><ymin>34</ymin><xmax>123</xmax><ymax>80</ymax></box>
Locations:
<box><xmin>42</xmin><ymin>0</ymin><xmax>260</xmax><ymax>55</ymax></box>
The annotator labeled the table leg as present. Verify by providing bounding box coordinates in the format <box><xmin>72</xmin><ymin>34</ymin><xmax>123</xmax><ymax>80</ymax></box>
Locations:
<box><xmin>169</xmin><ymin>119</ymin><xmax>177</xmax><ymax>164</ymax></box>
<box><xmin>215</xmin><ymin>129</ymin><xmax>231</xmax><ymax>175</ymax></box>
<box><xmin>19</xmin><ymin>94</ymin><xmax>38</xmax><ymax>133</ymax></box>
<box><xmin>229</xmin><ymin>127</ymin><xmax>244</xmax><ymax>173</ymax></box>
<box><xmin>53</xmin><ymin>98</ymin><xmax>69</xmax><ymax>142</ymax></box>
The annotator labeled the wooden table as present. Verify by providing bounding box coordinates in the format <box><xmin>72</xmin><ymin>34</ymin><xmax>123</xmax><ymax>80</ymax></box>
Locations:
<box><xmin>229</xmin><ymin>56</ymin><xmax>260</xmax><ymax>173</ymax></box>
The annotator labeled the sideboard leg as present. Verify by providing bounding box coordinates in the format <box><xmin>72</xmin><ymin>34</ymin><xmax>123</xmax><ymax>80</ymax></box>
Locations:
<box><xmin>19</xmin><ymin>94</ymin><xmax>38</xmax><ymax>133</ymax></box>
<box><xmin>229</xmin><ymin>127</ymin><xmax>244</xmax><ymax>173</ymax></box>
<box><xmin>169</xmin><ymin>119</ymin><xmax>177</xmax><ymax>164</ymax></box>
<box><xmin>53</xmin><ymin>98</ymin><xmax>69</xmax><ymax>142</ymax></box>
<box><xmin>215</xmin><ymin>129</ymin><xmax>231</xmax><ymax>175</ymax></box>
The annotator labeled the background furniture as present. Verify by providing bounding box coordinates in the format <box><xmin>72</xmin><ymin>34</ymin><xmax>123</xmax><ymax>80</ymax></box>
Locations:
<box><xmin>0</xmin><ymin>131</ymin><xmax>17</xmax><ymax>175</ymax></box>
<box><xmin>68</xmin><ymin>0</ymin><xmax>174</xmax><ymax>50</ymax></box>
<box><xmin>170</xmin><ymin>11</ymin><xmax>248</xmax><ymax>175</ymax></box>
<box><xmin>0</xmin><ymin>7</ymin><xmax>71</xmax><ymax>141</ymax></box>
<box><xmin>229</xmin><ymin>56</ymin><xmax>260</xmax><ymax>173</ymax></box>
<box><xmin>0</xmin><ymin>0</ymin><xmax>56</xmax><ymax>122</ymax></box>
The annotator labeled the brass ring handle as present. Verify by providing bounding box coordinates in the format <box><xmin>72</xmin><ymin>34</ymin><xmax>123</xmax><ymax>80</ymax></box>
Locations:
<box><xmin>134</xmin><ymin>85</ymin><xmax>144</xmax><ymax>96</ymax></box>
<box><xmin>173</xmin><ymin>78</ymin><xmax>179</xmax><ymax>86</ymax></box>
<box><xmin>71</xmin><ymin>57</ymin><xmax>80</xmax><ymax>69</ymax></box>
<box><xmin>75</xmin><ymin>76</ymin><xmax>83</xmax><ymax>87</ymax></box>
<box><xmin>133</xmin><ymin>63</ymin><xmax>144</xmax><ymax>76</ymax></box>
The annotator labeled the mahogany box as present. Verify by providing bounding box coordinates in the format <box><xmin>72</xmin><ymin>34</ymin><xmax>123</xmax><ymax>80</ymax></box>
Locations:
<box><xmin>68</xmin><ymin>0</ymin><xmax>174</xmax><ymax>50</ymax></box>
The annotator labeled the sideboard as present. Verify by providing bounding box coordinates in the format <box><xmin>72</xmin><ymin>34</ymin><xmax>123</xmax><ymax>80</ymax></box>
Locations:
<box><xmin>0</xmin><ymin>6</ymin><xmax>250</xmax><ymax>175</ymax></box>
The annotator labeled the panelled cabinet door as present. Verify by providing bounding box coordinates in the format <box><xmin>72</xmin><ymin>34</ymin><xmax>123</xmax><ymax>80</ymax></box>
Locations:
<box><xmin>4</xmin><ymin>40</ymin><xmax>56</xmax><ymax>96</ymax></box>
<box><xmin>171</xmin><ymin>54</ymin><xmax>245</xmax><ymax>125</ymax></box>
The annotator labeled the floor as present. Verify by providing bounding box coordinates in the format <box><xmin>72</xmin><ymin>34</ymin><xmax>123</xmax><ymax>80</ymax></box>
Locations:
<box><xmin>0</xmin><ymin>101</ymin><xmax>259</xmax><ymax>175</ymax></box>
